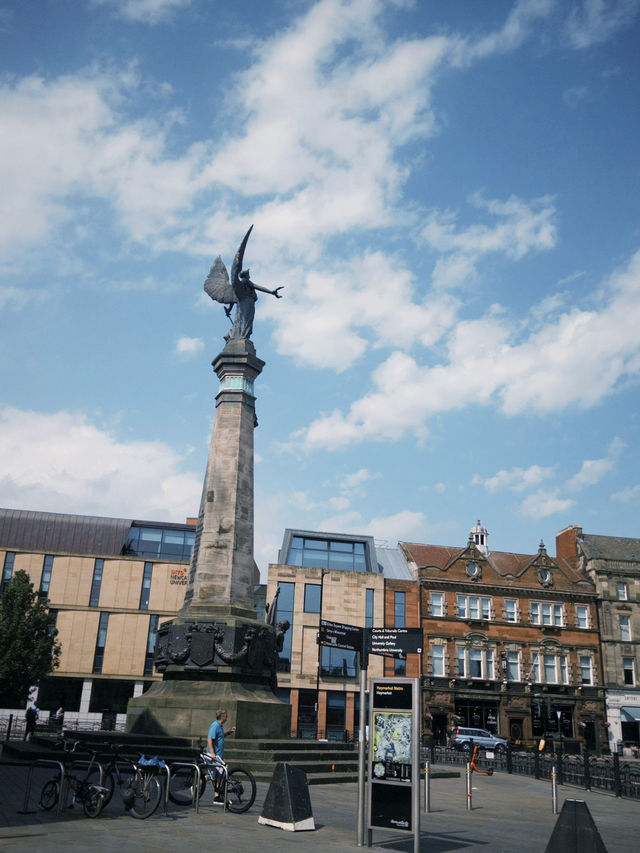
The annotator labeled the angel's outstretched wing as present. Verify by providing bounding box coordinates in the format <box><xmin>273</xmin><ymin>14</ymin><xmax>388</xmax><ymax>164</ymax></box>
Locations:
<box><xmin>204</xmin><ymin>256</ymin><xmax>236</xmax><ymax>305</ymax></box>
<box><xmin>230</xmin><ymin>224</ymin><xmax>254</xmax><ymax>287</ymax></box>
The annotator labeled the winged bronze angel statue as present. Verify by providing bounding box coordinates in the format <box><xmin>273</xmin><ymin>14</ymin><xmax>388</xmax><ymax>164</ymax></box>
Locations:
<box><xmin>204</xmin><ymin>225</ymin><xmax>283</xmax><ymax>341</ymax></box>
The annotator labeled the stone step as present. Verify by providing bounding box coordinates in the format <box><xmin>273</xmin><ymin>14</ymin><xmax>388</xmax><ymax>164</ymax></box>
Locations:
<box><xmin>224</xmin><ymin>747</ymin><xmax>358</xmax><ymax>763</ymax></box>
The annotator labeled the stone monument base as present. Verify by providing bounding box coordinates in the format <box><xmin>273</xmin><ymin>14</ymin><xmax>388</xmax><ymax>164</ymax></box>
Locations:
<box><xmin>126</xmin><ymin>678</ymin><xmax>291</xmax><ymax>740</ymax></box>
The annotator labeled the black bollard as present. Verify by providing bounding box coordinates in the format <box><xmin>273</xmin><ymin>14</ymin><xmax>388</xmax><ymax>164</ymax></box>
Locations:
<box><xmin>258</xmin><ymin>763</ymin><xmax>315</xmax><ymax>831</ymax></box>
<box><xmin>544</xmin><ymin>799</ymin><xmax>607</xmax><ymax>852</ymax></box>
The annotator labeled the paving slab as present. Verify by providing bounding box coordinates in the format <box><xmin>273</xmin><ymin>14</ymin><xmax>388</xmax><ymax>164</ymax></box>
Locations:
<box><xmin>0</xmin><ymin>762</ymin><xmax>638</xmax><ymax>852</ymax></box>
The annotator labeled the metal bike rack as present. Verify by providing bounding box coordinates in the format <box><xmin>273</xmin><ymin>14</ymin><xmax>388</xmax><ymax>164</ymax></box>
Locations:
<box><xmin>168</xmin><ymin>762</ymin><xmax>202</xmax><ymax>813</ymax></box>
<box><xmin>18</xmin><ymin>759</ymin><xmax>66</xmax><ymax>818</ymax></box>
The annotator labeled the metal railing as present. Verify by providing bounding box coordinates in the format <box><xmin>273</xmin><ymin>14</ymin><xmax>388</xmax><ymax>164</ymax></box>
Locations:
<box><xmin>420</xmin><ymin>744</ymin><xmax>640</xmax><ymax>800</ymax></box>
<box><xmin>1</xmin><ymin>714</ymin><xmax>126</xmax><ymax>740</ymax></box>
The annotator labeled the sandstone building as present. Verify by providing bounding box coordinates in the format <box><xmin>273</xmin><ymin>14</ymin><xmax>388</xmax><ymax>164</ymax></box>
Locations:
<box><xmin>557</xmin><ymin>525</ymin><xmax>640</xmax><ymax>751</ymax></box>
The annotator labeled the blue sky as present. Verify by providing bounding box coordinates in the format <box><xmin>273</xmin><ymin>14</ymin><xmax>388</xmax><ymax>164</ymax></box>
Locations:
<box><xmin>1</xmin><ymin>0</ymin><xmax>639</xmax><ymax>577</ymax></box>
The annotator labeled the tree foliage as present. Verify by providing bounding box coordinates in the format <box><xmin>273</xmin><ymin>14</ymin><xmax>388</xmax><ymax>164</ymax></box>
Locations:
<box><xmin>0</xmin><ymin>570</ymin><xmax>61</xmax><ymax>706</ymax></box>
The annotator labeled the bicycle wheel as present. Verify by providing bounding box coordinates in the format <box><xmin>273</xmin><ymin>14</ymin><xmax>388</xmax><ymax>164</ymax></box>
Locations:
<box><xmin>128</xmin><ymin>772</ymin><xmax>162</xmax><ymax>819</ymax></box>
<box><xmin>39</xmin><ymin>779</ymin><xmax>60</xmax><ymax>810</ymax></box>
<box><xmin>83</xmin><ymin>788</ymin><xmax>106</xmax><ymax>818</ymax></box>
<box><xmin>168</xmin><ymin>766</ymin><xmax>207</xmax><ymax>805</ymax></box>
<box><xmin>225</xmin><ymin>768</ymin><xmax>256</xmax><ymax>813</ymax></box>
<box><xmin>87</xmin><ymin>768</ymin><xmax>115</xmax><ymax>806</ymax></box>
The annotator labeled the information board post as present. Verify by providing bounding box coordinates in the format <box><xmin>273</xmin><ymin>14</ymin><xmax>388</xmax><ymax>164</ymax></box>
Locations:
<box><xmin>367</xmin><ymin>678</ymin><xmax>420</xmax><ymax>853</ymax></box>
<box><xmin>356</xmin><ymin>639</ymin><xmax>367</xmax><ymax>847</ymax></box>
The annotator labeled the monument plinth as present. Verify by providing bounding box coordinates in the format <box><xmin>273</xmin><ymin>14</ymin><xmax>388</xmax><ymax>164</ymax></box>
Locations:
<box><xmin>126</xmin><ymin>229</ymin><xmax>290</xmax><ymax>739</ymax></box>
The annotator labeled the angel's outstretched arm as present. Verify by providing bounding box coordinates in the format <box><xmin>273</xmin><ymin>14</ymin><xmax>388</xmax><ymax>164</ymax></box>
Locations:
<box><xmin>253</xmin><ymin>284</ymin><xmax>283</xmax><ymax>298</ymax></box>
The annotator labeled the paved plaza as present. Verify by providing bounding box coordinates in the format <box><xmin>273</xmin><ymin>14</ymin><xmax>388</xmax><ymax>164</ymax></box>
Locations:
<box><xmin>0</xmin><ymin>762</ymin><xmax>638</xmax><ymax>852</ymax></box>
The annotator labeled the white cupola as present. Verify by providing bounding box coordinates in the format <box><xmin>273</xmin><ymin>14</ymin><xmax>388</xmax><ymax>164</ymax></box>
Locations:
<box><xmin>470</xmin><ymin>519</ymin><xmax>489</xmax><ymax>555</ymax></box>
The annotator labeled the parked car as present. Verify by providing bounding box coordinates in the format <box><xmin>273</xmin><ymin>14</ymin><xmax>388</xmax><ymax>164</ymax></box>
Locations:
<box><xmin>450</xmin><ymin>726</ymin><xmax>507</xmax><ymax>753</ymax></box>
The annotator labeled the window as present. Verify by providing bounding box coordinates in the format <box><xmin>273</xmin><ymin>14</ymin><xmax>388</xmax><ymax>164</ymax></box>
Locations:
<box><xmin>40</xmin><ymin>555</ymin><xmax>54</xmax><ymax>596</ymax></box>
<box><xmin>286</xmin><ymin>536</ymin><xmax>367</xmax><ymax>571</ymax></box>
<box><xmin>48</xmin><ymin>609</ymin><xmax>58</xmax><ymax>637</ymax></box>
<box><xmin>457</xmin><ymin>647</ymin><xmax>494</xmax><ymax>679</ymax></box>
<box><xmin>275</xmin><ymin>582</ymin><xmax>294</xmax><ymax>672</ymax></box>
<box><xmin>394</xmin><ymin>657</ymin><xmax>406</xmax><ymax>676</ymax></box>
<box><xmin>123</xmin><ymin>525</ymin><xmax>195</xmax><ymax>561</ymax></box>
<box><xmin>365</xmin><ymin>589</ymin><xmax>374</xmax><ymax>628</ymax></box>
<box><xmin>469</xmin><ymin>648</ymin><xmax>483</xmax><ymax>678</ymax></box>
<box><xmin>430</xmin><ymin>592</ymin><xmax>444</xmax><ymax>617</ymax></box>
<box><xmin>1</xmin><ymin>552</ymin><xmax>15</xmax><ymax>593</ymax></box>
<box><xmin>326</xmin><ymin>691</ymin><xmax>346</xmax><ymax>738</ymax></box>
<box><xmin>623</xmin><ymin>657</ymin><xmax>635</xmax><ymax>686</ymax></box>
<box><xmin>504</xmin><ymin>599</ymin><xmax>518</xmax><ymax>623</ymax></box>
<box><xmin>457</xmin><ymin>595</ymin><xmax>491</xmax><ymax>620</ymax></box>
<box><xmin>531</xmin><ymin>602</ymin><xmax>563</xmax><ymax>626</ymax></box>
<box><xmin>321</xmin><ymin>646</ymin><xmax>357</xmax><ymax>677</ymax></box>
<box><xmin>617</xmin><ymin>582</ymin><xmax>628</xmax><ymax>601</ymax></box>
<box><xmin>139</xmin><ymin>562</ymin><xmax>153</xmax><ymax>610</ymax></box>
<box><xmin>394</xmin><ymin>591</ymin><xmax>406</xmax><ymax>628</ymax></box>
<box><xmin>431</xmin><ymin>644</ymin><xmax>445</xmax><ymax>676</ymax></box>
<box><xmin>576</xmin><ymin>605</ymin><xmax>589</xmax><ymax>629</ymax></box>
<box><xmin>304</xmin><ymin>584</ymin><xmax>321</xmax><ymax>613</ymax></box>
<box><xmin>620</xmin><ymin>615</ymin><xmax>632</xmax><ymax>642</ymax></box>
<box><xmin>532</xmin><ymin>652</ymin><xmax>569</xmax><ymax>684</ymax></box>
<box><xmin>579</xmin><ymin>655</ymin><xmax>593</xmax><ymax>685</ymax></box>
<box><xmin>92</xmin><ymin>612</ymin><xmax>109</xmax><ymax>674</ymax></box>
<box><xmin>506</xmin><ymin>650</ymin><xmax>520</xmax><ymax>681</ymax></box>
<box><xmin>144</xmin><ymin>614</ymin><xmax>159</xmax><ymax>676</ymax></box>
<box><xmin>89</xmin><ymin>559</ymin><xmax>104</xmax><ymax>607</ymax></box>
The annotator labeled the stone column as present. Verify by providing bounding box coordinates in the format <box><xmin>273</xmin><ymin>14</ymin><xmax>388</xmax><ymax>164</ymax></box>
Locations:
<box><xmin>181</xmin><ymin>339</ymin><xmax>264</xmax><ymax>622</ymax></box>
<box><xmin>125</xmin><ymin>339</ymin><xmax>291</xmax><ymax>739</ymax></box>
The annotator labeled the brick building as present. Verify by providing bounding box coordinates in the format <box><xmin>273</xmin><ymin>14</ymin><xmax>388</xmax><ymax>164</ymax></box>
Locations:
<box><xmin>401</xmin><ymin>522</ymin><xmax>607</xmax><ymax>752</ymax></box>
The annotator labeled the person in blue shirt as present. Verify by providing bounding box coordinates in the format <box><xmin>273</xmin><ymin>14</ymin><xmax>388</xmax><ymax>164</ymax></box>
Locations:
<box><xmin>207</xmin><ymin>709</ymin><xmax>236</xmax><ymax>803</ymax></box>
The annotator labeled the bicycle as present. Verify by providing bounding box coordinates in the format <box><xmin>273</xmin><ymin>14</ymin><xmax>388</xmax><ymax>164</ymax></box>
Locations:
<box><xmin>168</xmin><ymin>752</ymin><xmax>256</xmax><ymax>813</ymax></box>
<box><xmin>38</xmin><ymin>739</ymin><xmax>109</xmax><ymax>818</ymax></box>
<box><xmin>86</xmin><ymin>742</ymin><xmax>163</xmax><ymax>819</ymax></box>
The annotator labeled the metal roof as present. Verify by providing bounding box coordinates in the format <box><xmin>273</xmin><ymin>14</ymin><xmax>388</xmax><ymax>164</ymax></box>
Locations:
<box><xmin>0</xmin><ymin>508</ymin><xmax>193</xmax><ymax>559</ymax></box>
<box><xmin>376</xmin><ymin>546</ymin><xmax>414</xmax><ymax>580</ymax></box>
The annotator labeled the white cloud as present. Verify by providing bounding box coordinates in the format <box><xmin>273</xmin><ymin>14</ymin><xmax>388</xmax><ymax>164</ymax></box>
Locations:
<box><xmin>297</xmin><ymin>250</ymin><xmax>640</xmax><ymax>450</ymax></box>
<box><xmin>566</xmin><ymin>437</ymin><xmax>625</xmax><ymax>491</ymax></box>
<box><xmin>0</xmin><ymin>286</ymin><xmax>51</xmax><ymax>310</ymax></box>
<box><xmin>563</xmin><ymin>86</ymin><xmax>589</xmax><ymax>108</ymax></box>
<box><xmin>92</xmin><ymin>0</ymin><xmax>193</xmax><ymax>24</ymax></box>
<box><xmin>472</xmin><ymin>465</ymin><xmax>555</xmax><ymax>493</ymax></box>
<box><xmin>0</xmin><ymin>69</ymin><xmax>206</xmax><ymax>261</ymax></box>
<box><xmin>341</xmin><ymin>469</ymin><xmax>379</xmax><ymax>491</ymax></box>
<box><xmin>266</xmin><ymin>252</ymin><xmax>459</xmax><ymax>371</ymax></box>
<box><xmin>175</xmin><ymin>336</ymin><xmax>204</xmax><ymax>356</ymax></box>
<box><xmin>566</xmin><ymin>0</ymin><xmax>640</xmax><ymax>49</ymax></box>
<box><xmin>0</xmin><ymin>406</ymin><xmax>200</xmax><ymax>520</ymax></box>
<box><xmin>452</xmin><ymin>0</ymin><xmax>555</xmax><ymax>64</ymax></box>
<box><xmin>318</xmin><ymin>507</ymin><xmax>426</xmax><ymax>545</ymax></box>
<box><xmin>519</xmin><ymin>489</ymin><xmax>576</xmax><ymax>520</ymax></box>
<box><xmin>423</xmin><ymin>193</ymin><xmax>557</xmax><ymax>261</ymax></box>
<box><xmin>612</xmin><ymin>484</ymin><xmax>640</xmax><ymax>503</ymax></box>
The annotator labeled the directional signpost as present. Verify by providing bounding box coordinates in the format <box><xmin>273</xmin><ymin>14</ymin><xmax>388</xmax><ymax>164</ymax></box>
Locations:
<box><xmin>315</xmin><ymin>620</ymin><xmax>422</xmax><ymax>850</ymax></box>
<box><xmin>319</xmin><ymin>619</ymin><xmax>363</xmax><ymax>652</ymax></box>
<box><xmin>369</xmin><ymin>628</ymin><xmax>422</xmax><ymax>658</ymax></box>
